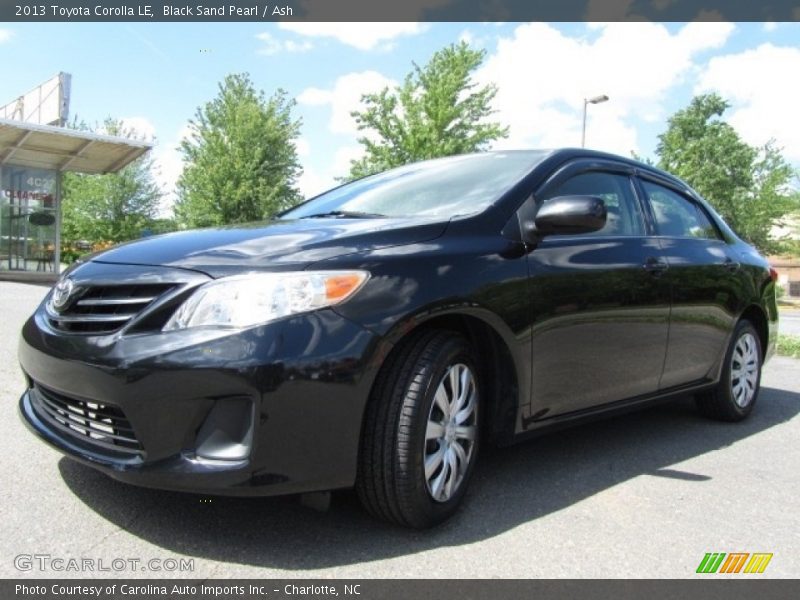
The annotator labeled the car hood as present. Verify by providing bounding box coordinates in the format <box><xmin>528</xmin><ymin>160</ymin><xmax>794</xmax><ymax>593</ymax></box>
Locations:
<box><xmin>90</xmin><ymin>217</ymin><xmax>449</xmax><ymax>277</ymax></box>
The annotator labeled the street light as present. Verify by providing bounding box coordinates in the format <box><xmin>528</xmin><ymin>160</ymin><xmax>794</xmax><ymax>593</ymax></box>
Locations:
<box><xmin>581</xmin><ymin>94</ymin><xmax>609</xmax><ymax>148</ymax></box>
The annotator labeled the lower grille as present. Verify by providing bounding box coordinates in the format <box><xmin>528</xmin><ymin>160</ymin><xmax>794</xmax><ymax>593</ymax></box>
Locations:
<box><xmin>30</xmin><ymin>384</ymin><xmax>143</xmax><ymax>456</ymax></box>
<box><xmin>48</xmin><ymin>283</ymin><xmax>175</xmax><ymax>334</ymax></box>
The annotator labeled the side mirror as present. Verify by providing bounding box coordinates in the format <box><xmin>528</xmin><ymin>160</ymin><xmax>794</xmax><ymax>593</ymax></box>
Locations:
<box><xmin>526</xmin><ymin>195</ymin><xmax>607</xmax><ymax>239</ymax></box>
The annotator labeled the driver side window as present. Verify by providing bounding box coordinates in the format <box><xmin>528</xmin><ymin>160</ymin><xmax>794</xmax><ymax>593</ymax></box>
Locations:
<box><xmin>541</xmin><ymin>171</ymin><xmax>644</xmax><ymax>237</ymax></box>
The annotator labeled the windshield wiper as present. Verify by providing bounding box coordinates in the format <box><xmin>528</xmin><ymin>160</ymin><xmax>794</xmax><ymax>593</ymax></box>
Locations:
<box><xmin>300</xmin><ymin>210</ymin><xmax>387</xmax><ymax>219</ymax></box>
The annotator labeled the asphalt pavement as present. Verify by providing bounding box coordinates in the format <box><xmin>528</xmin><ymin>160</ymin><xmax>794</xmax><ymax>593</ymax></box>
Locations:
<box><xmin>1</xmin><ymin>281</ymin><xmax>798</xmax><ymax>578</ymax></box>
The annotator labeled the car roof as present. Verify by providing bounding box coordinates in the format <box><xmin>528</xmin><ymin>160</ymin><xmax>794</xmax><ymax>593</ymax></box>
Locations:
<box><xmin>480</xmin><ymin>147</ymin><xmax>692</xmax><ymax>192</ymax></box>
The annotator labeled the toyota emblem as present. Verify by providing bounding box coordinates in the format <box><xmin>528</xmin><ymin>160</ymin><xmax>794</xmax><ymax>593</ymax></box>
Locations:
<box><xmin>51</xmin><ymin>277</ymin><xmax>75</xmax><ymax>311</ymax></box>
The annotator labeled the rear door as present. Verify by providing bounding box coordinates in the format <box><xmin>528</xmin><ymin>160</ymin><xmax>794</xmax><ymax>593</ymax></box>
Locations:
<box><xmin>635</xmin><ymin>175</ymin><xmax>740</xmax><ymax>388</ymax></box>
<box><xmin>526</xmin><ymin>161</ymin><xmax>671</xmax><ymax>417</ymax></box>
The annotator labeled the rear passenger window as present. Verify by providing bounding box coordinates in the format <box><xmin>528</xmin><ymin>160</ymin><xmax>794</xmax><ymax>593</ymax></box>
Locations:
<box><xmin>642</xmin><ymin>180</ymin><xmax>722</xmax><ymax>240</ymax></box>
<box><xmin>541</xmin><ymin>171</ymin><xmax>644</xmax><ymax>237</ymax></box>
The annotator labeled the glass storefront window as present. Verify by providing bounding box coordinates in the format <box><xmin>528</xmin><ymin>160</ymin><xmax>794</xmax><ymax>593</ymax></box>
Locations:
<box><xmin>0</xmin><ymin>166</ymin><xmax>58</xmax><ymax>273</ymax></box>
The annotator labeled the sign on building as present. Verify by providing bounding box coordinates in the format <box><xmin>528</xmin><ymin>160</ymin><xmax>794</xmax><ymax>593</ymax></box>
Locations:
<box><xmin>0</xmin><ymin>73</ymin><xmax>72</xmax><ymax>127</ymax></box>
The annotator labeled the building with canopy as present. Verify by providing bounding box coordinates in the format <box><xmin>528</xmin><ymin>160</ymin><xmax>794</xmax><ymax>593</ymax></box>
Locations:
<box><xmin>0</xmin><ymin>74</ymin><xmax>153</xmax><ymax>281</ymax></box>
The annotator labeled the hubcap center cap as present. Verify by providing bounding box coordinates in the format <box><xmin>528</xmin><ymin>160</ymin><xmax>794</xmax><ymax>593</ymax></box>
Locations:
<box><xmin>444</xmin><ymin>421</ymin><xmax>456</xmax><ymax>443</ymax></box>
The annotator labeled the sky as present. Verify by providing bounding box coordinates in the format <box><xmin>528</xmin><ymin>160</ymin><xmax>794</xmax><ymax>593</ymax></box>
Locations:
<box><xmin>1</xmin><ymin>21</ymin><xmax>799</xmax><ymax>215</ymax></box>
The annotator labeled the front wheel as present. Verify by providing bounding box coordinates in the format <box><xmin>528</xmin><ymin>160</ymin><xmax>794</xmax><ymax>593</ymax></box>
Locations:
<box><xmin>356</xmin><ymin>330</ymin><xmax>480</xmax><ymax>528</ymax></box>
<box><xmin>696</xmin><ymin>320</ymin><xmax>762</xmax><ymax>422</ymax></box>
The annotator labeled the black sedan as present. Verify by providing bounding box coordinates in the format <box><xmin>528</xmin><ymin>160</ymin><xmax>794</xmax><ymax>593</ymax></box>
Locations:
<box><xmin>18</xmin><ymin>149</ymin><xmax>778</xmax><ymax>528</ymax></box>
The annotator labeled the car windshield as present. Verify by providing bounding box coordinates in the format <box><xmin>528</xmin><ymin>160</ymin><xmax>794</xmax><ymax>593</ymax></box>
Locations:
<box><xmin>281</xmin><ymin>151</ymin><xmax>549</xmax><ymax>220</ymax></box>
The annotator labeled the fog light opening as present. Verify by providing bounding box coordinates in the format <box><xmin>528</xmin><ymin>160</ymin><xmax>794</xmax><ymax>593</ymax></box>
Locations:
<box><xmin>194</xmin><ymin>396</ymin><xmax>255</xmax><ymax>461</ymax></box>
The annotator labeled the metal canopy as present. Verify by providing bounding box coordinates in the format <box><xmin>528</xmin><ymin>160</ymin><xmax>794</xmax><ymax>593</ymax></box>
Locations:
<box><xmin>0</xmin><ymin>117</ymin><xmax>152</xmax><ymax>174</ymax></box>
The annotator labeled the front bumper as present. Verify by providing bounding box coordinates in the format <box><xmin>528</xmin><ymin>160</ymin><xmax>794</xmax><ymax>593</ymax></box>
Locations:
<box><xmin>18</xmin><ymin>304</ymin><xmax>383</xmax><ymax>497</ymax></box>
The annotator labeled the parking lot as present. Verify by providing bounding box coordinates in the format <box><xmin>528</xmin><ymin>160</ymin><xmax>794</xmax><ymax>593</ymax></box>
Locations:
<box><xmin>1</xmin><ymin>280</ymin><xmax>798</xmax><ymax>578</ymax></box>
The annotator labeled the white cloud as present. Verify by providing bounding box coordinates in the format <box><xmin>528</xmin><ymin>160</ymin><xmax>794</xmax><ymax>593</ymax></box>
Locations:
<box><xmin>151</xmin><ymin>123</ymin><xmax>192</xmax><ymax>215</ymax></box>
<box><xmin>295</xmin><ymin>137</ymin><xmax>311</xmax><ymax>157</ymax></box>
<box><xmin>285</xmin><ymin>39</ymin><xmax>314</xmax><ymax>53</ymax></box>
<box><xmin>458</xmin><ymin>30</ymin><xmax>475</xmax><ymax>45</ymax></box>
<box><xmin>476</xmin><ymin>22</ymin><xmax>735</xmax><ymax>154</ymax></box>
<box><xmin>297</xmin><ymin>70</ymin><xmax>395</xmax><ymax>135</ymax></box>
<box><xmin>458</xmin><ymin>28</ymin><xmax>490</xmax><ymax>49</ymax></box>
<box><xmin>331</xmin><ymin>145</ymin><xmax>362</xmax><ymax>177</ymax></box>
<box><xmin>296</xmin><ymin>87</ymin><xmax>332</xmax><ymax>106</ymax></box>
<box><xmin>697</xmin><ymin>43</ymin><xmax>800</xmax><ymax>161</ymax></box>
<box><xmin>676</xmin><ymin>21</ymin><xmax>735</xmax><ymax>53</ymax></box>
<box><xmin>763</xmin><ymin>22</ymin><xmax>778</xmax><ymax>32</ymax></box>
<box><xmin>278</xmin><ymin>22</ymin><xmax>426</xmax><ymax>51</ymax></box>
<box><xmin>0</xmin><ymin>29</ymin><xmax>12</xmax><ymax>44</ymax></box>
<box><xmin>297</xmin><ymin>144</ymin><xmax>362</xmax><ymax>199</ymax></box>
<box><xmin>255</xmin><ymin>32</ymin><xmax>313</xmax><ymax>56</ymax></box>
<box><xmin>297</xmin><ymin>165</ymin><xmax>331</xmax><ymax>199</ymax></box>
<box><xmin>118</xmin><ymin>116</ymin><xmax>157</xmax><ymax>141</ymax></box>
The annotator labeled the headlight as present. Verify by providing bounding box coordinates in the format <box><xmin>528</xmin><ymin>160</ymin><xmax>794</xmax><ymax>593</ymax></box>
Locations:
<box><xmin>163</xmin><ymin>270</ymin><xmax>369</xmax><ymax>331</ymax></box>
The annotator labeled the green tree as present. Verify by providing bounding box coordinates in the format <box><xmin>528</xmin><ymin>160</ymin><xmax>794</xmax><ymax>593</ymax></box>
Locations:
<box><xmin>176</xmin><ymin>73</ymin><xmax>302</xmax><ymax>227</ymax></box>
<box><xmin>347</xmin><ymin>42</ymin><xmax>509</xmax><ymax>179</ymax></box>
<box><xmin>655</xmin><ymin>93</ymin><xmax>798</xmax><ymax>252</ymax></box>
<box><xmin>62</xmin><ymin>118</ymin><xmax>162</xmax><ymax>244</ymax></box>
<box><xmin>147</xmin><ymin>217</ymin><xmax>178</xmax><ymax>236</ymax></box>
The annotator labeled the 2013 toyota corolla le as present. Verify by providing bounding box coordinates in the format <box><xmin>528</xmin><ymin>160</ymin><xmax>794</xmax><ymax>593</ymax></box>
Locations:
<box><xmin>18</xmin><ymin>148</ymin><xmax>778</xmax><ymax>528</ymax></box>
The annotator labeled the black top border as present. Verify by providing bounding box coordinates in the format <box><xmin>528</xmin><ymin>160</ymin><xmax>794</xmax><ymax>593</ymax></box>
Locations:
<box><xmin>1</xmin><ymin>0</ymin><xmax>799</xmax><ymax>23</ymax></box>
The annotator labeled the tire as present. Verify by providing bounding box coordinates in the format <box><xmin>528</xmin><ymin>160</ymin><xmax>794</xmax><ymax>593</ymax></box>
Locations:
<box><xmin>356</xmin><ymin>330</ymin><xmax>481</xmax><ymax>528</ymax></box>
<box><xmin>696</xmin><ymin>320</ymin><xmax>762</xmax><ymax>422</ymax></box>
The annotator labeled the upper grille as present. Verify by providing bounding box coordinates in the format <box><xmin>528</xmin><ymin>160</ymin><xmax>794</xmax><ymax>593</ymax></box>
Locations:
<box><xmin>30</xmin><ymin>384</ymin><xmax>143</xmax><ymax>456</ymax></box>
<box><xmin>48</xmin><ymin>283</ymin><xmax>175</xmax><ymax>334</ymax></box>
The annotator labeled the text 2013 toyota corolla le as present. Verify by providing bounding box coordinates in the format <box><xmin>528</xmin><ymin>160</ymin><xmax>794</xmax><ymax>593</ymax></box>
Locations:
<box><xmin>19</xmin><ymin>149</ymin><xmax>778</xmax><ymax>528</ymax></box>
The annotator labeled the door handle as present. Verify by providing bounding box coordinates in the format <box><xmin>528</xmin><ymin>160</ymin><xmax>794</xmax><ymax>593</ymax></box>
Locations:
<box><xmin>643</xmin><ymin>257</ymin><xmax>669</xmax><ymax>275</ymax></box>
<box><xmin>723</xmin><ymin>258</ymin><xmax>741</xmax><ymax>272</ymax></box>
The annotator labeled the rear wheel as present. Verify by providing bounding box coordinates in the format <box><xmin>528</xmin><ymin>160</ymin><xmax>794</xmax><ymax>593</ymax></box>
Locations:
<box><xmin>696</xmin><ymin>320</ymin><xmax>762</xmax><ymax>422</ymax></box>
<box><xmin>356</xmin><ymin>330</ymin><xmax>480</xmax><ymax>528</ymax></box>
